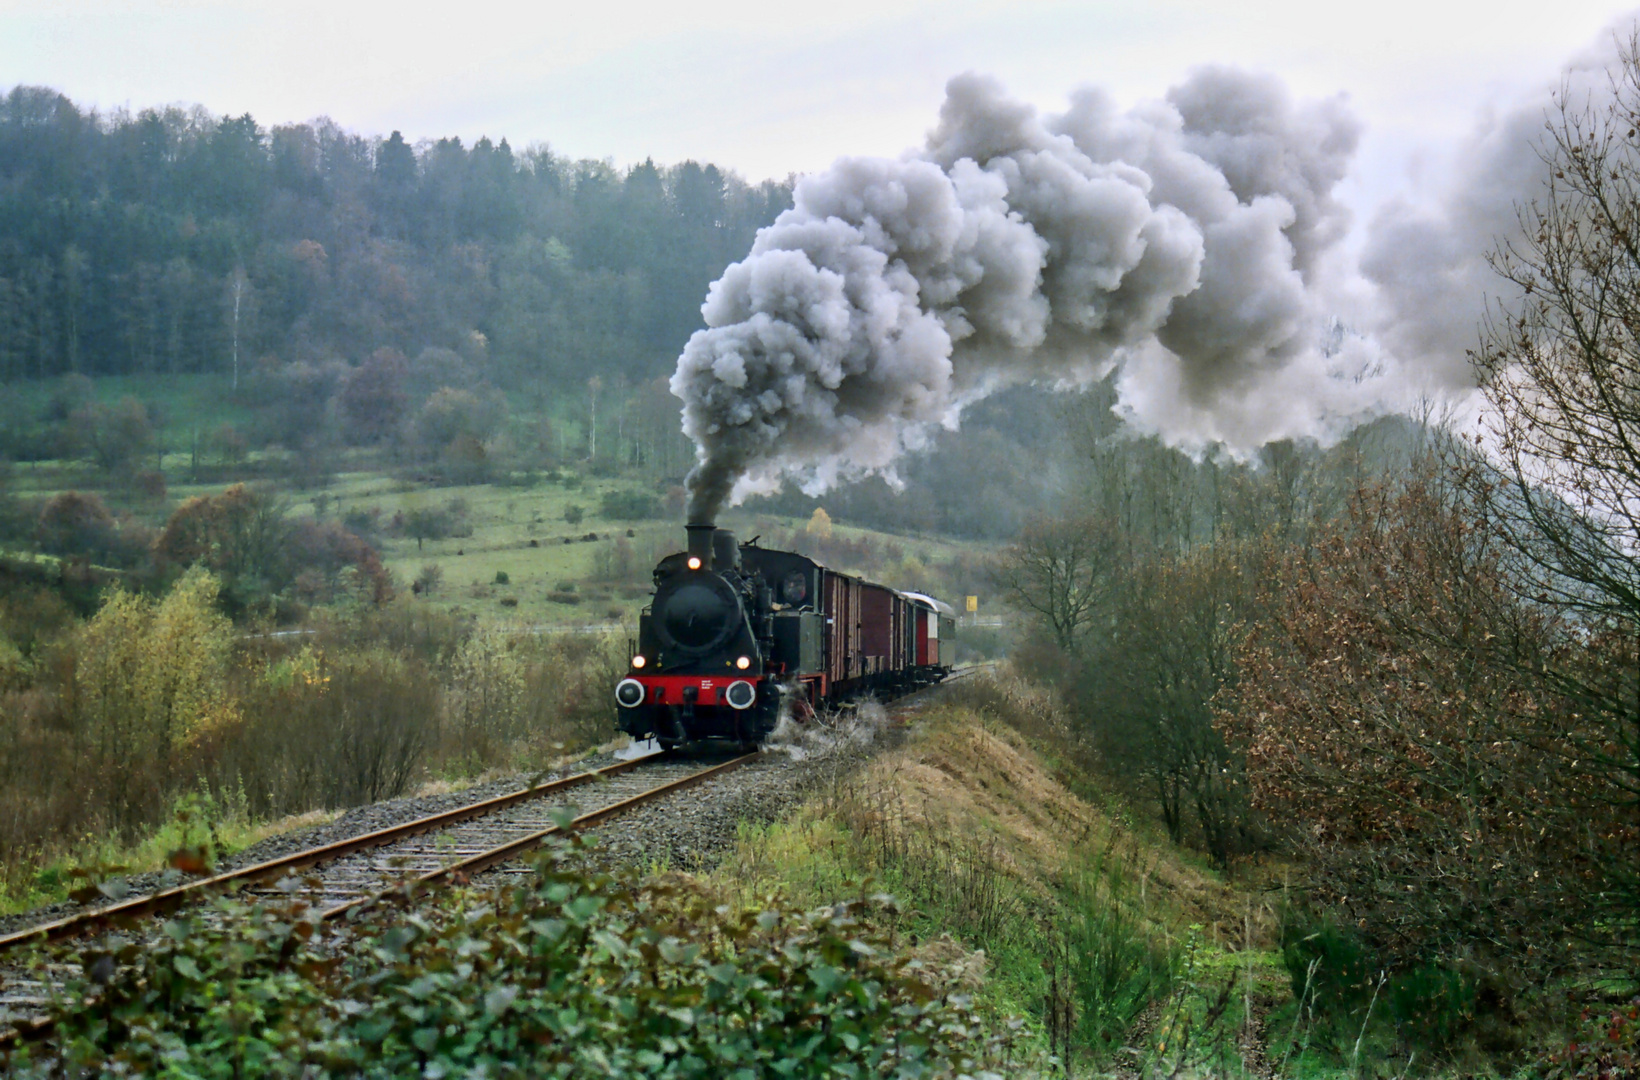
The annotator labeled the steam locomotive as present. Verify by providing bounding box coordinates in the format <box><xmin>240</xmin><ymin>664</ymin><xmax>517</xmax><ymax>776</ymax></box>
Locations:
<box><xmin>614</xmin><ymin>523</ymin><xmax>956</xmax><ymax>749</ymax></box>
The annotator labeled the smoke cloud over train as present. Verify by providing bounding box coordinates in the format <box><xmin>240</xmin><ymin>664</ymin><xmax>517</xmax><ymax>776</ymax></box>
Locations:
<box><xmin>671</xmin><ymin>37</ymin><xmax>1622</xmax><ymax>522</ymax></box>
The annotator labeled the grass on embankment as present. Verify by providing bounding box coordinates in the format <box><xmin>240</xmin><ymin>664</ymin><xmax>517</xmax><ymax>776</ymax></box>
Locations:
<box><xmin>702</xmin><ymin>673</ymin><xmax>1293</xmax><ymax>1075</ymax></box>
<box><xmin>3</xmin><ymin>788</ymin><xmax>336</xmax><ymax>917</ymax></box>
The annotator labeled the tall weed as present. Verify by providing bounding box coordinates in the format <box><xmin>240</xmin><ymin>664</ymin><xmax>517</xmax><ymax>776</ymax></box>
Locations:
<box><xmin>1061</xmin><ymin>842</ymin><xmax>1179</xmax><ymax>1052</ymax></box>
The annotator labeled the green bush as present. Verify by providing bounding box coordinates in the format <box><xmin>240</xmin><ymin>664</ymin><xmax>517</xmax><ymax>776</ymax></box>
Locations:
<box><xmin>598</xmin><ymin>489</ymin><xmax>663</xmax><ymax>520</ymax></box>
<box><xmin>1282</xmin><ymin>914</ymin><xmax>1487</xmax><ymax>1055</ymax></box>
<box><xmin>16</xmin><ymin>832</ymin><xmax>1040</xmax><ymax>1077</ymax></box>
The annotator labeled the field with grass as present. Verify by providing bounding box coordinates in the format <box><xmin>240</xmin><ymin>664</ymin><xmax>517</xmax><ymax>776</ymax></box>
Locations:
<box><xmin>2</xmin><ymin>372</ymin><xmax>1004</xmax><ymax>632</ymax></box>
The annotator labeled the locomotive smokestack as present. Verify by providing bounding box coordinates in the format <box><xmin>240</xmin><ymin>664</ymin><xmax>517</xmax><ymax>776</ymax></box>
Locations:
<box><xmin>685</xmin><ymin>522</ymin><xmax>715</xmax><ymax>571</ymax></box>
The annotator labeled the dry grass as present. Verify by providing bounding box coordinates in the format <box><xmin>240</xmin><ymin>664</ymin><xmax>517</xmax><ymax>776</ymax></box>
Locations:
<box><xmin>848</xmin><ymin>677</ymin><xmax>1273</xmax><ymax>947</ymax></box>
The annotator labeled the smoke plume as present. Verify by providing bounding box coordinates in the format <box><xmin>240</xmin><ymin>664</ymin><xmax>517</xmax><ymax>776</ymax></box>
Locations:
<box><xmin>672</xmin><ymin>19</ymin><xmax>1640</xmax><ymax>522</ymax></box>
<box><xmin>672</xmin><ymin>67</ymin><xmax>1365</xmax><ymax>521</ymax></box>
<box><xmin>1360</xmin><ymin>29</ymin><xmax>1625</xmax><ymax>386</ymax></box>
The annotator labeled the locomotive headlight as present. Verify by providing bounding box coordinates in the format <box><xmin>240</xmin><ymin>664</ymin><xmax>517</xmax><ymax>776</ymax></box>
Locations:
<box><xmin>725</xmin><ymin>680</ymin><xmax>756</xmax><ymax>710</ymax></box>
<box><xmin>615</xmin><ymin>678</ymin><xmax>646</xmax><ymax>708</ymax></box>
<box><xmin>736</xmin><ymin>655</ymin><xmax>751</xmax><ymax>670</ymax></box>
<box><xmin>687</xmin><ymin>556</ymin><xmax>702</xmax><ymax>570</ymax></box>
<box><xmin>631</xmin><ymin>654</ymin><xmax>646</xmax><ymax>669</ymax></box>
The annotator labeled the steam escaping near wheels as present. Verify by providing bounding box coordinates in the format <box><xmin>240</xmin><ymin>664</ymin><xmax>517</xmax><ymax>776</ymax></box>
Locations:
<box><xmin>673</xmin><ymin>68</ymin><xmax>1380</xmax><ymax>523</ymax></box>
<box><xmin>762</xmin><ymin>699</ymin><xmax>891</xmax><ymax>761</ymax></box>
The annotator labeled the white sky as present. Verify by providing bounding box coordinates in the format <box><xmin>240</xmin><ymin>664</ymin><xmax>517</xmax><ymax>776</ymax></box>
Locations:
<box><xmin>3</xmin><ymin>0</ymin><xmax>1637</xmax><ymax>228</ymax></box>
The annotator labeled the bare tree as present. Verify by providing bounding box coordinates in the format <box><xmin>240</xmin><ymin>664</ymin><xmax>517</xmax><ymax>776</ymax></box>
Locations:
<box><xmin>226</xmin><ymin>267</ymin><xmax>250</xmax><ymax>393</ymax></box>
<box><xmin>1471</xmin><ymin>35</ymin><xmax>1640</xmax><ymax>940</ymax></box>
<box><xmin>990</xmin><ymin>515</ymin><xmax>1119</xmax><ymax>651</ymax></box>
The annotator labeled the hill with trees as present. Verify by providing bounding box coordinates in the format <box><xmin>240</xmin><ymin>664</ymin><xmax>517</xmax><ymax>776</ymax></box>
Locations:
<box><xmin>0</xmin><ymin>85</ymin><xmax>791</xmax><ymax>390</ymax></box>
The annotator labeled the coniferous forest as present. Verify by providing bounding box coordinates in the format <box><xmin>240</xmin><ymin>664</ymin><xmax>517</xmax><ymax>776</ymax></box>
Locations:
<box><xmin>0</xmin><ymin>85</ymin><xmax>791</xmax><ymax>389</ymax></box>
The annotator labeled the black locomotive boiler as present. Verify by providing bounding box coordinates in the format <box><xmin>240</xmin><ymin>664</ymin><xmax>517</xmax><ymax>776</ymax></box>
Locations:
<box><xmin>614</xmin><ymin>523</ymin><xmax>955</xmax><ymax>749</ymax></box>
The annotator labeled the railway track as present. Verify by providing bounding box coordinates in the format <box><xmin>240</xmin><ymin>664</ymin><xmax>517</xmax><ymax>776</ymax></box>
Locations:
<box><xmin>0</xmin><ymin>665</ymin><xmax>996</xmax><ymax>1049</ymax></box>
<box><xmin>0</xmin><ymin>749</ymin><xmax>760</xmax><ymax>1044</ymax></box>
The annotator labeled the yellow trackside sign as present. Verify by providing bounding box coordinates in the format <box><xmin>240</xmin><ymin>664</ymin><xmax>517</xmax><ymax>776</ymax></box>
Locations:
<box><xmin>965</xmin><ymin>595</ymin><xmax>978</xmax><ymax>612</ymax></box>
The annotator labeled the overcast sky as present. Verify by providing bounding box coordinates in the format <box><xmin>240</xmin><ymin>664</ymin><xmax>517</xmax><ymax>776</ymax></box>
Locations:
<box><xmin>4</xmin><ymin>0</ymin><xmax>1638</xmax><ymax>232</ymax></box>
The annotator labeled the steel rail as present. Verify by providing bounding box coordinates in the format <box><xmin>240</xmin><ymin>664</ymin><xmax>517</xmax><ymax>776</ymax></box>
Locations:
<box><xmin>0</xmin><ymin>750</ymin><xmax>665</xmax><ymax>955</ymax></box>
<box><xmin>0</xmin><ymin>751</ymin><xmax>760</xmax><ymax>1050</ymax></box>
<box><xmin>319</xmin><ymin>751</ymin><xmax>760</xmax><ymax>922</ymax></box>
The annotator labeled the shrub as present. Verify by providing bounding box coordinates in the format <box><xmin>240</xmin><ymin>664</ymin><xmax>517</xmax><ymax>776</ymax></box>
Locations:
<box><xmin>71</xmin><ymin>569</ymin><xmax>238</xmax><ymax>836</ymax></box>
<box><xmin>131</xmin><ymin>469</ymin><xmax>167</xmax><ymax>502</ymax></box>
<box><xmin>1539</xmin><ymin>998</ymin><xmax>1640</xmax><ymax>1079</ymax></box>
<box><xmin>0</xmin><ymin>586</ymin><xmax>75</xmax><ymax>656</ymax></box>
<box><xmin>547</xmin><ymin>591</ymin><xmax>581</xmax><ymax>605</ymax></box>
<box><xmin>435</xmin><ymin>433</ymin><xmax>490</xmax><ymax>485</ymax></box>
<box><xmin>448</xmin><ymin>629</ymin><xmax>526</xmax><ymax>767</ymax></box>
<box><xmin>412</xmin><ymin>563</ymin><xmax>443</xmax><ymax>595</ymax></box>
<box><xmin>22</xmin><ymin>839</ymin><xmax>1037</xmax><ymax>1077</ymax></box>
<box><xmin>1222</xmin><ymin>479</ymin><xmax>1615</xmax><ymax>979</ymax></box>
<box><xmin>340</xmin><ymin>505</ymin><xmax>381</xmax><ymax>539</ymax></box>
<box><xmin>315</xmin><ymin>599</ymin><xmax>469</xmax><ymax>667</ymax></box>
<box><xmin>36</xmin><ymin>492</ymin><xmax>124</xmax><ymax>564</ymax></box>
<box><xmin>411</xmin><ymin>386</ymin><xmax>501</xmax><ymax>458</ymax></box>
<box><xmin>306</xmin><ymin>647</ymin><xmax>436</xmax><ymax>805</ymax></box>
<box><xmin>71</xmin><ymin>396</ymin><xmax>153</xmax><ymax>473</ymax></box>
<box><xmin>224</xmin><ymin>645</ymin><xmax>438</xmax><ymax>811</ymax></box>
<box><xmin>591</xmin><ymin>535</ymin><xmax>637</xmax><ymax>583</ymax></box>
<box><xmin>493</xmin><ymin>570</ymin><xmax>509</xmax><ymax>585</ymax></box>
<box><xmin>0</xmin><ymin>632</ymin><xmax>29</xmax><ymax>692</ymax></box>
<box><xmin>563</xmin><ymin>503</ymin><xmax>584</xmax><ymax>526</ymax></box>
<box><xmin>211</xmin><ymin>422</ymin><xmax>248</xmax><ymax>465</ymax></box>
<box><xmin>519</xmin><ymin>632</ymin><xmax>632</xmax><ymax>754</ymax></box>
<box><xmin>599</xmin><ymin>488</ymin><xmax>662</xmax><ymax>520</ymax></box>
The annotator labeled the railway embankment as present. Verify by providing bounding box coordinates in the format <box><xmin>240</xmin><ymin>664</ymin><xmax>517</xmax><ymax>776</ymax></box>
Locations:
<box><xmin>704</xmin><ymin>669</ymin><xmax>1293</xmax><ymax>1077</ymax></box>
<box><xmin>0</xmin><ymin>677</ymin><xmax>1032</xmax><ymax>1076</ymax></box>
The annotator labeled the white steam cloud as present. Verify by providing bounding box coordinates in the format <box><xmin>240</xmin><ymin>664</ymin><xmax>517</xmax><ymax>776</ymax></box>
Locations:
<box><xmin>1361</xmin><ymin>29</ymin><xmax>1626</xmax><ymax>386</ymax></box>
<box><xmin>671</xmin><ymin>33</ymin><xmax>1628</xmax><ymax>521</ymax></box>
<box><xmin>671</xmin><ymin>68</ymin><xmax>1374</xmax><ymax>520</ymax></box>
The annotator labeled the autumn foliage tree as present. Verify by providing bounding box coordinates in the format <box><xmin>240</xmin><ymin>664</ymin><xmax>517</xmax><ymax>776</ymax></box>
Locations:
<box><xmin>337</xmin><ymin>347</ymin><xmax>409</xmax><ymax>445</ymax></box>
<box><xmin>35</xmin><ymin>490</ymin><xmax>143</xmax><ymax>566</ymax></box>
<box><xmin>71</xmin><ymin>567</ymin><xmax>239</xmax><ymax>835</ymax></box>
<box><xmin>1219</xmin><ymin>475</ymin><xmax>1626</xmax><ymax>978</ymax></box>
<box><xmin>155</xmin><ymin>484</ymin><xmax>391</xmax><ymax>612</ymax></box>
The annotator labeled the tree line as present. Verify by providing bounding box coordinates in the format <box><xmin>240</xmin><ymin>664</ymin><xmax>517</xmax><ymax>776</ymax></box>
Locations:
<box><xmin>0</xmin><ymin>86</ymin><xmax>791</xmax><ymax>388</ymax></box>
